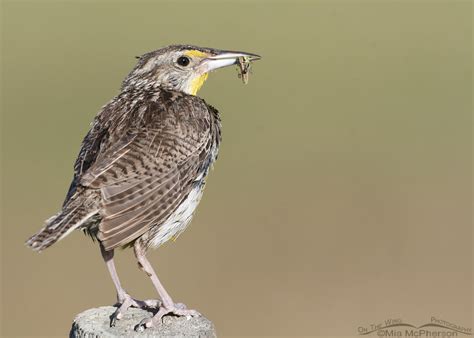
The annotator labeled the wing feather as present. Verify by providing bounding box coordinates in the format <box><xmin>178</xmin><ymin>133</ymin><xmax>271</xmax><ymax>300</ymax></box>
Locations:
<box><xmin>77</xmin><ymin>92</ymin><xmax>215</xmax><ymax>251</ymax></box>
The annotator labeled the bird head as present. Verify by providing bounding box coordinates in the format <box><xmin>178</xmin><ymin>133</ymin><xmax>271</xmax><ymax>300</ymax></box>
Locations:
<box><xmin>122</xmin><ymin>45</ymin><xmax>261</xmax><ymax>95</ymax></box>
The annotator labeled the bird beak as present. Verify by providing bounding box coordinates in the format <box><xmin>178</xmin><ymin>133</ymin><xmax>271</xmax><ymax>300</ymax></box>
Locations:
<box><xmin>201</xmin><ymin>51</ymin><xmax>261</xmax><ymax>73</ymax></box>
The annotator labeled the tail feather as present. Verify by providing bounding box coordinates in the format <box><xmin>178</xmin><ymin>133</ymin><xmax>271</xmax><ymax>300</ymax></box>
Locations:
<box><xmin>26</xmin><ymin>205</ymin><xmax>99</xmax><ymax>252</ymax></box>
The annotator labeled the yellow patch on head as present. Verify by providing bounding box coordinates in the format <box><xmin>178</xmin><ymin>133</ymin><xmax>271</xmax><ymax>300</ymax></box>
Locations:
<box><xmin>184</xmin><ymin>50</ymin><xmax>208</xmax><ymax>58</ymax></box>
<box><xmin>190</xmin><ymin>72</ymin><xmax>209</xmax><ymax>95</ymax></box>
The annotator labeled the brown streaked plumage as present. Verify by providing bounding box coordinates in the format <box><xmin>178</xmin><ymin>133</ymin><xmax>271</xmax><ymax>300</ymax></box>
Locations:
<box><xmin>25</xmin><ymin>44</ymin><xmax>260</xmax><ymax>330</ymax></box>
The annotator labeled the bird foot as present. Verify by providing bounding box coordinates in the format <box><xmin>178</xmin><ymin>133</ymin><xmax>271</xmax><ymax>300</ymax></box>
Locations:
<box><xmin>134</xmin><ymin>302</ymin><xmax>200</xmax><ymax>332</ymax></box>
<box><xmin>110</xmin><ymin>293</ymin><xmax>161</xmax><ymax>327</ymax></box>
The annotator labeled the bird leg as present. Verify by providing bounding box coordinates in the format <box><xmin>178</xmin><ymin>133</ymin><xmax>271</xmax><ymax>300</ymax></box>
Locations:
<box><xmin>100</xmin><ymin>244</ymin><xmax>161</xmax><ymax>326</ymax></box>
<box><xmin>133</xmin><ymin>241</ymin><xmax>200</xmax><ymax>331</ymax></box>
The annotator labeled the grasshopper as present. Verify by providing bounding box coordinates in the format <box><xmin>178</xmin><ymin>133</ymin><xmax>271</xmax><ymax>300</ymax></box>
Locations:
<box><xmin>237</xmin><ymin>56</ymin><xmax>252</xmax><ymax>84</ymax></box>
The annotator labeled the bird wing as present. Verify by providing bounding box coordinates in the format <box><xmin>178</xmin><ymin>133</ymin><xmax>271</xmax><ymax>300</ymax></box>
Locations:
<box><xmin>62</xmin><ymin>123</ymin><xmax>111</xmax><ymax>206</ymax></box>
<box><xmin>80</xmin><ymin>94</ymin><xmax>215</xmax><ymax>251</ymax></box>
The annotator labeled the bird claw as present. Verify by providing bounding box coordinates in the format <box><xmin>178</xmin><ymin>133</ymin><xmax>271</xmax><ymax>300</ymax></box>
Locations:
<box><xmin>134</xmin><ymin>303</ymin><xmax>200</xmax><ymax>331</ymax></box>
<box><xmin>110</xmin><ymin>293</ymin><xmax>161</xmax><ymax>327</ymax></box>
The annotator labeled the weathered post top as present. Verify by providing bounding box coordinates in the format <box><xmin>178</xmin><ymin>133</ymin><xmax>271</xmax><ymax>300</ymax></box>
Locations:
<box><xmin>70</xmin><ymin>306</ymin><xmax>216</xmax><ymax>338</ymax></box>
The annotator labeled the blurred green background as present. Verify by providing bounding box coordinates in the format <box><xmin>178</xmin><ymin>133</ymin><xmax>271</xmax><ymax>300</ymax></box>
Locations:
<box><xmin>1</xmin><ymin>1</ymin><xmax>472</xmax><ymax>337</ymax></box>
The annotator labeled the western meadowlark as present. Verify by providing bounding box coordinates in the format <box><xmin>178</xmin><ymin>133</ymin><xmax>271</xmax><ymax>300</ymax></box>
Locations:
<box><xmin>26</xmin><ymin>44</ymin><xmax>260</xmax><ymax>330</ymax></box>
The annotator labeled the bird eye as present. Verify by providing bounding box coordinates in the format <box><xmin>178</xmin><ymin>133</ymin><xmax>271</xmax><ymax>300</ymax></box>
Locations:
<box><xmin>177</xmin><ymin>56</ymin><xmax>190</xmax><ymax>67</ymax></box>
